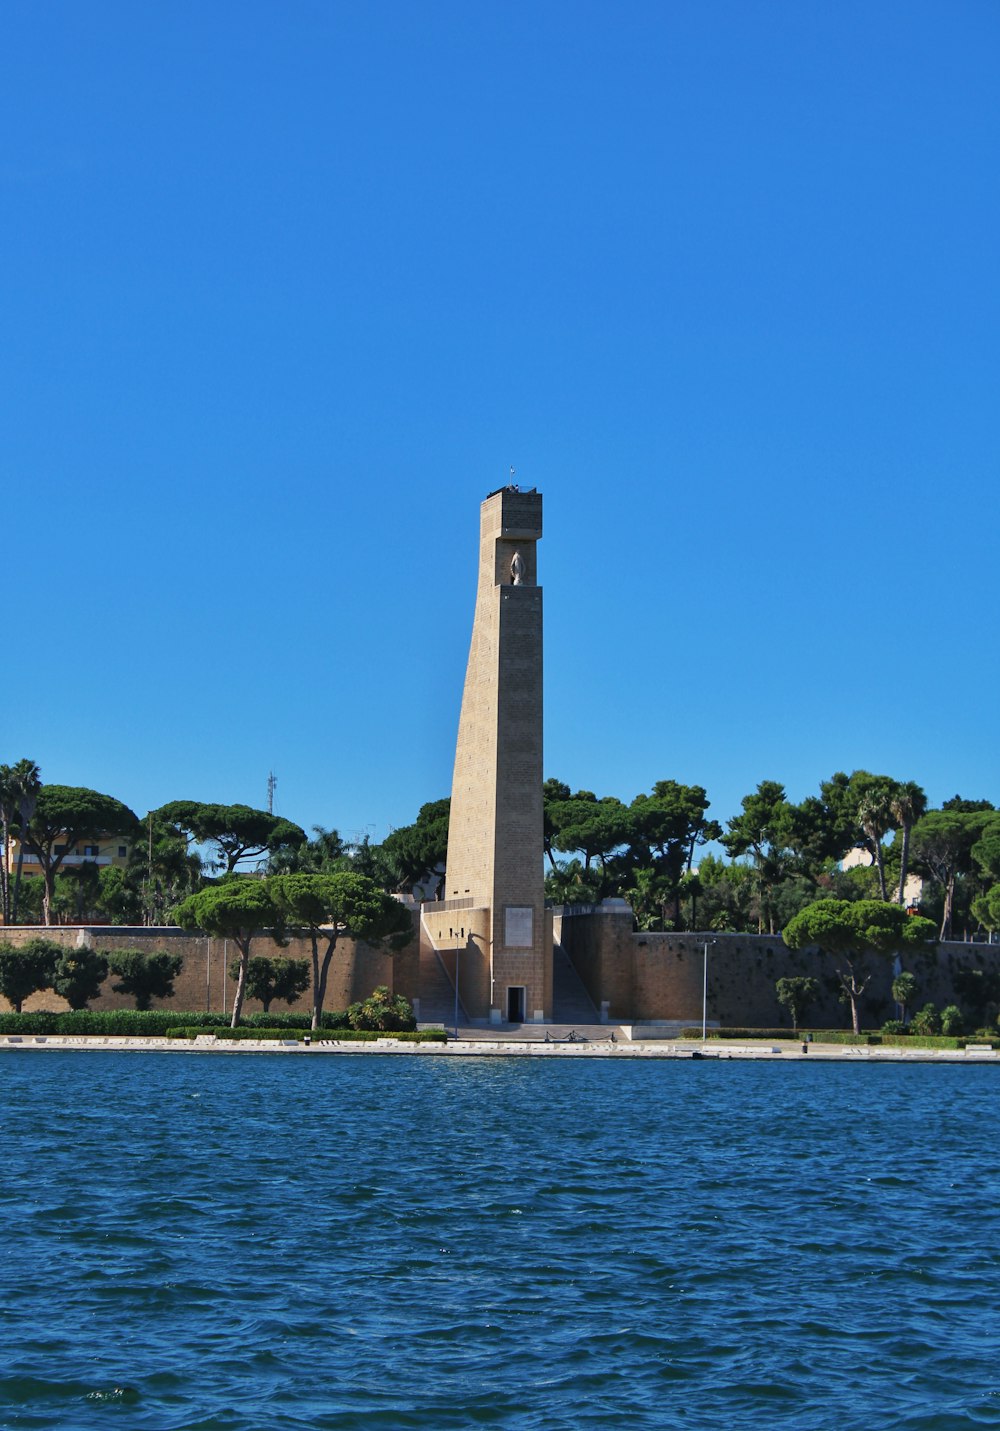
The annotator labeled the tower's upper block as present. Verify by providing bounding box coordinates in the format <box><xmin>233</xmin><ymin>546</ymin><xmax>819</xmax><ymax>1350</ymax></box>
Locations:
<box><xmin>481</xmin><ymin>487</ymin><xmax>542</xmax><ymax>589</ymax></box>
<box><xmin>486</xmin><ymin>487</ymin><xmax>542</xmax><ymax>538</ymax></box>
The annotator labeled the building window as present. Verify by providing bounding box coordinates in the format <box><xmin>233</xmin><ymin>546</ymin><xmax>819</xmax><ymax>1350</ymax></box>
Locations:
<box><xmin>55</xmin><ymin>845</ymin><xmax>66</xmax><ymax>856</ymax></box>
<box><xmin>118</xmin><ymin>847</ymin><xmax>127</xmax><ymax>858</ymax></box>
<box><xmin>84</xmin><ymin>845</ymin><xmax>99</xmax><ymax>858</ymax></box>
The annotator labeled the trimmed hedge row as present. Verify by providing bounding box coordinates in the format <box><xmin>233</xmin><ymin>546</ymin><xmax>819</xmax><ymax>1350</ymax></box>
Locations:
<box><xmin>165</xmin><ymin>1027</ymin><xmax>448</xmax><ymax>1044</ymax></box>
<box><xmin>0</xmin><ymin>1008</ymin><xmax>359</xmax><ymax>1037</ymax></box>
<box><xmin>681</xmin><ymin>1027</ymin><xmax>798</xmax><ymax>1041</ymax></box>
<box><xmin>680</xmin><ymin>1026</ymin><xmax>1000</xmax><ymax>1050</ymax></box>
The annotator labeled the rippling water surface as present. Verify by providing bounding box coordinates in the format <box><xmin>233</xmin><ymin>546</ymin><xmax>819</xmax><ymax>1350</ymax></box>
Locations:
<box><xmin>1</xmin><ymin>1052</ymin><xmax>999</xmax><ymax>1430</ymax></box>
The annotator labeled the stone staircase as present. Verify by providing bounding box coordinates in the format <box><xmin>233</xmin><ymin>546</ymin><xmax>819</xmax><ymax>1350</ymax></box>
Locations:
<box><xmin>417</xmin><ymin>935</ymin><xmax>603</xmax><ymax>1032</ymax></box>
<box><xmin>552</xmin><ymin>941</ymin><xmax>601</xmax><ymax>1025</ymax></box>
<box><xmin>416</xmin><ymin>941</ymin><xmax>463</xmax><ymax>1028</ymax></box>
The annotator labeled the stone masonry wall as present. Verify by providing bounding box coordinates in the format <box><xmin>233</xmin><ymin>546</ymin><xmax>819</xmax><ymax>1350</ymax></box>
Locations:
<box><xmin>555</xmin><ymin>908</ymin><xmax>1000</xmax><ymax>1030</ymax></box>
<box><xmin>0</xmin><ymin>920</ymin><xmax>419</xmax><ymax>1017</ymax></box>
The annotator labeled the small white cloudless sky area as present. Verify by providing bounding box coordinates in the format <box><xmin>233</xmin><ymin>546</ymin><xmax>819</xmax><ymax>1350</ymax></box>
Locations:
<box><xmin>3</xmin><ymin>0</ymin><xmax>998</xmax><ymax>844</ymax></box>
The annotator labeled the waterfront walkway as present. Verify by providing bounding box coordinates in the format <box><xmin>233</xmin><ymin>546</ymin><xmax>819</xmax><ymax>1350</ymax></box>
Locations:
<box><xmin>1</xmin><ymin>1033</ymin><xmax>997</xmax><ymax>1062</ymax></box>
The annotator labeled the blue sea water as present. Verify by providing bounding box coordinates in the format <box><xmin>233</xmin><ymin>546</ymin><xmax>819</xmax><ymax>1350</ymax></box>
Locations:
<box><xmin>1</xmin><ymin>1054</ymin><xmax>999</xmax><ymax>1431</ymax></box>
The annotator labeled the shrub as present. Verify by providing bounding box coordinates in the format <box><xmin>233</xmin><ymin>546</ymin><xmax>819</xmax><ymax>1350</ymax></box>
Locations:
<box><xmin>240</xmin><ymin>1010</ymin><xmax>350</xmax><ymax>1031</ymax></box>
<box><xmin>880</xmin><ymin>1019</ymin><xmax>908</xmax><ymax>1035</ymax></box>
<box><xmin>0</xmin><ymin>939</ymin><xmax>58</xmax><ymax>1012</ymax></box>
<box><xmin>877</xmin><ymin>1033</ymin><xmax>965</xmax><ymax>1049</ymax></box>
<box><xmin>107</xmin><ymin>950</ymin><xmax>183</xmax><ymax>1010</ymax></box>
<box><xmin>53</xmin><ymin>945</ymin><xmax>109</xmax><ymax>1010</ymax></box>
<box><xmin>909</xmin><ymin>1002</ymin><xmax>940</xmax><ymax>1036</ymax></box>
<box><xmin>226</xmin><ymin>955</ymin><xmax>310</xmax><ymax>1013</ymax></box>
<box><xmin>680</xmin><ymin>1027</ymin><xmax>820</xmax><ymax>1041</ymax></box>
<box><xmin>940</xmin><ymin>1004</ymin><xmax>965</xmax><ymax>1036</ymax></box>
<box><xmin>166</xmin><ymin>1027</ymin><xmax>447</xmax><ymax>1043</ymax></box>
<box><xmin>346</xmin><ymin>986</ymin><xmax>416</xmax><ymax>1032</ymax></box>
<box><xmin>775</xmin><ymin>976</ymin><xmax>820</xmax><ymax>1031</ymax></box>
<box><xmin>892</xmin><ymin>971</ymin><xmax>918</xmax><ymax>1020</ymax></box>
<box><xmin>0</xmin><ymin>1007</ymin><xmax>386</xmax><ymax>1037</ymax></box>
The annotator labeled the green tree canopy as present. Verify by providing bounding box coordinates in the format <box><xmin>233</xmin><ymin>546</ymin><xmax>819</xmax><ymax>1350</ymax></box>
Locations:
<box><xmin>630</xmin><ymin>781</ymin><xmax>719</xmax><ymax>870</ymax></box>
<box><xmin>128</xmin><ymin>816</ymin><xmax>204</xmax><ymax>924</ymax></box>
<box><xmin>890</xmin><ymin>781</ymin><xmax>928</xmax><ymax>907</ymax></box>
<box><xmin>175</xmin><ymin>877</ymin><xmax>285</xmax><ymax>1027</ymax></box>
<box><xmin>227</xmin><ymin>955</ymin><xmax>310</xmax><ymax>1014</ymax></box>
<box><xmin>20</xmin><ymin>785</ymin><xmax>138</xmax><ymax>925</ymax></box>
<box><xmin>0</xmin><ymin>760</ymin><xmax>41</xmax><ymax>924</ymax></box>
<box><xmin>7</xmin><ymin>759</ymin><xmax>41</xmax><ymax>924</ymax></box>
<box><xmin>783</xmin><ymin>898</ymin><xmax>936</xmax><ymax>1033</ymax></box>
<box><xmin>722</xmin><ymin>781</ymin><xmax>798</xmax><ymax>933</ymax></box>
<box><xmin>269</xmin><ymin>871</ymin><xmax>413</xmax><ymax>1030</ymax></box>
<box><xmin>775</xmin><ymin>975</ymin><xmax>820</xmax><ymax>1032</ymax></box>
<box><xmin>543</xmin><ymin>778</ymin><xmax>719</xmax><ymax>929</ymax></box>
<box><xmin>0</xmin><ymin>937</ymin><xmax>58</xmax><ymax>1012</ymax></box>
<box><xmin>53</xmin><ymin>942</ymin><xmax>109</xmax><ymax>1009</ymax></box>
<box><xmin>107</xmin><ymin>949</ymin><xmax>183</xmax><ymax>1010</ymax></box>
<box><xmin>853</xmin><ymin>775</ymin><xmax>900</xmax><ymax>901</ymax></box>
<box><xmin>380</xmin><ymin>799</ymin><xmax>450</xmax><ymax>897</ymax></box>
<box><xmin>794</xmin><ymin>771</ymin><xmax>923</xmax><ymax>885</ymax></box>
<box><xmin>267</xmin><ymin>825</ymin><xmax>347</xmax><ymax>876</ymax></box>
<box><xmin>972</xmin><ymin>822</ymin><xmax>1000</xmax><ymax>886</ymax></box>
<box><xmin>544</xmin><ymin>858</ymin><xmax>605</xmax><ymax>909</ymax></box>
<box><xmin>154</xmin><ymin>801</ymin><xmax>306</xmax><ymax>875</ymax></box>
<box><xmin>972</xmin><ymin>884</ymin><xmax>1000</xmax><ymax>934</ymax></box>
<box><xmin>910</xmin><ymin>810</ymin><xmax>996</xmax><ymax>939</ymax></box>
<box><xmin>549</xmin><ymin>792</ymin><xmax>633</xmax><ymax>885</ymax></box>
<box><xmin>542</xmin><ymin>779</ymin><xmax>572</xmax><ymax>869</ymax></box>
<box><xmin>792</xmin><ymin>772</ymin><xmax>860</xmax><ymax>870</ymax></box>
<box><xmin>50</xmin><ymin>862</ymin><xmax>104</xmax><ymax>924</ymax></box>
<box><xmin>95</xmin><ymin>864</ymin><xmax>144</xmax><ymax>925</ymax></box>
<box><xmin>892</xmin><ymin>970</ymin><xmax>917</xmax><ymax>1023</ymax></box>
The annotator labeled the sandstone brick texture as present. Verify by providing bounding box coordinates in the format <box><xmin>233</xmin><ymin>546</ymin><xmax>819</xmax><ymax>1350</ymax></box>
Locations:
<box><xmin>554</xmin><ymin>907</ymin><xmax>1000</xmax><ymax>1030</ymax></box>
<box><xmin>433</xmin><ymin>488</ymin><xmax>550</xmax><ymax>1021</ymax></box>
<box><xmin>0</xmin><ymin>920</ymin><xmax>419</xmax><ymax>1017</ymax></box>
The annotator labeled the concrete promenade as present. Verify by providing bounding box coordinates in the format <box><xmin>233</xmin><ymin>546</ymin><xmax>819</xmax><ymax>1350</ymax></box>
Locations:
<box><xmin>1</xmin><ymin>1032</ymin><xmax>997</xmax><ymax>1062</ymax></box>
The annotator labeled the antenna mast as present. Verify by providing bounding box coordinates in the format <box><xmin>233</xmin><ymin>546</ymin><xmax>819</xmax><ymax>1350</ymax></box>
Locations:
<box><xmin>267</xmin><ymin>771</ymin><xmax>277</xmax><ymax>814</ymax></box>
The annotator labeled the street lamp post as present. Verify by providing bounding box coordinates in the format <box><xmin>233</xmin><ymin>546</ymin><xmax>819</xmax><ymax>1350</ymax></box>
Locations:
<box><xmin>702</xmin><ymin>938</ymin><xmax>717</xmax><ymax>1041</ymax></box>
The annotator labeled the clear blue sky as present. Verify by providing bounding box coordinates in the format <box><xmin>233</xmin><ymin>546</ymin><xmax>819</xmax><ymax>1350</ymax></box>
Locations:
<box><xmin>4</xmin><ymin>0</ymin><xmax>998</xmax><ymax>843</ymax></box>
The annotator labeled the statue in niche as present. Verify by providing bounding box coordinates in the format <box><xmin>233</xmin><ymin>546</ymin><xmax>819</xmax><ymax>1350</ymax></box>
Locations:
<box><xmin>510</xmin><ymin>550</ymin><xmax>525</xmax><ymax>585</ymax></box>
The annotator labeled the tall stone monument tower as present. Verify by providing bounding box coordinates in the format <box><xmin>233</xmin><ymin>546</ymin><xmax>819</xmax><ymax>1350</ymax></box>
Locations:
<box><xmin>423</xmin><ymin>486</ymin><xmax>552</xmax><ymax>1023</ymax></box>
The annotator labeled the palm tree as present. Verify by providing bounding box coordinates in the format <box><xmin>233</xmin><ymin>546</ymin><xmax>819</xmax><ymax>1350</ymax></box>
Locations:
<box><xmin>0</xmin><ymin>765</ymin><xmax>14</xmax><ymax>924</ymax></box>
<box><xmin>545</xmin><ymin>858</ymin><xmax>602</xmax><ymax>908</ymax></box>
<box><xmin>892</xmin><ymin>970</ymin><xmax>917</xmax><ymax>1025</ymax></box>
<box><xmin>857</xmin><ymin>787</ymin><xmax>895</xmax><ymax>901</ymax></box>
<box><xmin>623</xmin><ymin>866</ymin><xmax>672</xmax><ymax>930</ymax></box>
<box><xmin>890</xmin><ymin>781</ymin><xmax>927</xmax><ymax>907</ymax></box>
<box><xmin>7</xmin><ymin>760</ymin><xmax>40</xmax><ymax>925</ymax></box>
<box><xmin>268</xmin><ymin>825</ymin><xmax>346</xmax><ymax>875</ymax></box>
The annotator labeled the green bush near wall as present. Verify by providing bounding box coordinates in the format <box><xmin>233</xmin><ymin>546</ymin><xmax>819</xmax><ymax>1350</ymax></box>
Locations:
<box><xmin>166</xmin><ymin>1027</ymin><xmax>448</xmax><ymax>1044</ymax></box>
<box><xmin>681</xmin><ymin>1027</ymin><xmax>814</xmax><ymax>1041</ymax></box>
<box><xmin>0</xmin><ymin>1010</ymin><xmax>208</xmax><ymax>1036</ymax></box>
<box><xmin>0</xmin><ymin>1008</ymin><xmax>360</xmax><ymax>1037</ymax></box>
<box><xmin>680</xmin><ymin>1026</ymin><xmax>999</xmax><ymax>1050</ymax></box>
